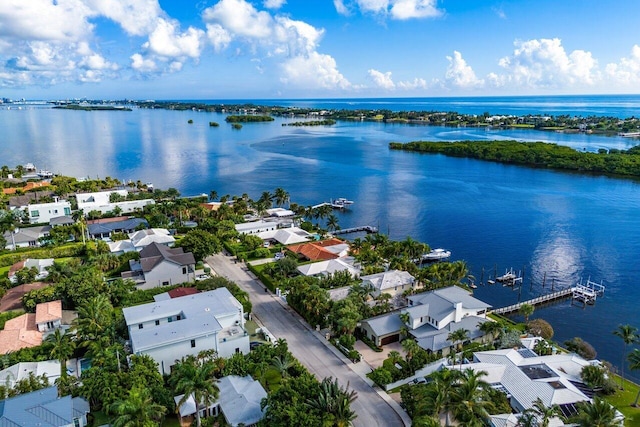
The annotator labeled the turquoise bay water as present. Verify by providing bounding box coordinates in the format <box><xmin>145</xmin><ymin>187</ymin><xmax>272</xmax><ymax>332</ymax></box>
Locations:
<box><xmin>2</xmin><ymin>96</ymin><xmax>640</xmax><ymax>379</ymax></box>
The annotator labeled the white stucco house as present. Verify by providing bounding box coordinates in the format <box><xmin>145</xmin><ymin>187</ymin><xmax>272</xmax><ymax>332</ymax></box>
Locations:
<box><xmin>122</xmin><ymin>242</ymin><xmax>196</xmax><ymax>290</ymax></box>
<box><xmin>76</xmin><ymin>189</ymin><xmax>154</xmax><ymax>215</ymax></box>
<box><xmin>235</xmin><ymin>220</ymin><xmax>278</xmax><ymax>235</ymax></box>
<box><xmin>15</xmin><ymin>199</ymin><xmax>72</xmax><ymax>224</ymax></box>
<box><xmin>8</xmin><ymin>258</ymin><xmax>54</xmax><ymax>283</ymax></box>
<box><xmin>108</xmin><ymin>228</ymin><xmax>175</xmax><ymax>254</ymax></box>
<box><xmin>123</xmin><ymin>288</ymin><xmax>250</xmax><ymax>375</ymax></box>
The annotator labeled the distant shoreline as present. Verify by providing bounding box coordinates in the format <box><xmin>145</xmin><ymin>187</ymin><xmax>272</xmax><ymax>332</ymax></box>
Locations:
<box><xmin>52</xmin><ymin>104</ymin><xmax>132</xmax><ymax>111</ymax></box>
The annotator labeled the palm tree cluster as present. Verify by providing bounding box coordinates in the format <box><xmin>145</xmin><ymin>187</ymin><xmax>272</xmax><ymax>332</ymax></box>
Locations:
<box><xmin>402</xmin><ymin>368</ymin><xmax>497</xmax><ymax>426</ymax></box>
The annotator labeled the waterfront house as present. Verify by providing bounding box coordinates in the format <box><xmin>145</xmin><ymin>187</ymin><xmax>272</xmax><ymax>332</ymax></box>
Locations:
<box><xmin>359</xmin><ymin>286</ymin><xmax>491</xmax><ymax>351</ymax></box>
<box><xmin>257</xmin><ymin>226</ymin><xmax>313</xmax><ymax>245</ymax></box>
<box><xmin>360</xmin><ymin>269</ymin><xmax>416</xmax><ymax>298</ymax></box>
<box><xmin>86</xmin><ymin>216</ymin><xmax>148</xmax><ymax>239</ymax></box>
<box><xmin>457</xmin><ymin>348</ymin><xmax>622</xmax><ymax>424</ymax></box>
<box><xmin>123</xmin><ymin>288</ymin><xmax>250</xmax><ymax>375</ymax></box>
<box><xmin>122</xmin><ymin>242</ymin><xmax>196</xmax><ymax>290</ymax></box>
<box><xmin>76</xmin><ymin>189</ymin><xmax>155</xmax><ymax>215</ymax></box>
<box><xmin>175</xmin><ymin>375</ymin><xmax>267</xmax><ymax>426</ymax></box>
<box><xmin>235</xmin><ymin>219</ymin><xmax>278</xmax><ymax>235</ymax></box>
<box><xmin>0</xmin><ymin>386</ymin><xmax>90</xmax><ymax>427</ymax></box>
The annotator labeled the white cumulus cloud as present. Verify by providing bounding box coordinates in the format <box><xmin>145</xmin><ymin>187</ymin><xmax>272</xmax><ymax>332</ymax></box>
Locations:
<box><xmin>445</xmin><ymin>51</ymin><xmax>484</xmax><ymax>88</ymax></box>
<box><xmin>497</xmin><ymin>38</ymin><xmax>598</xmax><ymax>88</ymax></box>
<box><xmin>397</xmin><ymin>77</ymin><xmax>427</xmax><ymax>90</ymax></box>
<box><xmin>264</xmin><ymin>0</ymin><xmax>286</xmax><ymax>9</ymax></box>
<box><xmin>368</xmin><ymin>69</ymin><xmax>395</xmax><ymax>89</ymax></box>
<box><xmin>281</xmin><ymin>52</ymin><xmax>351</xmax><ymax>90</ymax></box>
<box><xmin>130</xmin><ymin>53</ymin><xmax>157</xmax><ymax>72</ymax></box>
<box><xmin>605</xmin><ymin>45</ymin><xmax>640</xmax><ymax>86</ymax></box>
<box><xmin>335</xmin><ymin>0</ymin><xmax>442</xmax><ymax>20</ymax></box>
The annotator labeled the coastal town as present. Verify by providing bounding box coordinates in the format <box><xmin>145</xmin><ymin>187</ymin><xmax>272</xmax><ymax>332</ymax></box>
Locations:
<box><xmin>0</xmin><ymin>163</ymin><xmax>637</xmax><ymax>427</ymax></box>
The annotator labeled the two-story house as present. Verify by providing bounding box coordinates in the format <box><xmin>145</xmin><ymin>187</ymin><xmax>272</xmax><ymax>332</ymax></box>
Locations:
<box><xmin>122</xmin><ymin>242</ymin><xmax>196</xmax><ymax>290</ymax></box>
<box><xmin>122</xmin><ymin>288</ymin><xmax>250</xmax><ymax>375</ymax></box>
<box><xmin>359</xmin><ymin>286</ymin><xmax>492</xmax><ymax>353</ymax></box>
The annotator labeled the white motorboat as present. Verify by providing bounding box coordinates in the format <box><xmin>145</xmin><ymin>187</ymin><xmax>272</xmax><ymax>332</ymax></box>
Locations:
<box><xmin>421</xmin><ymin>248</ymin><xmax>451</xmax><ymax>262</ymax></box>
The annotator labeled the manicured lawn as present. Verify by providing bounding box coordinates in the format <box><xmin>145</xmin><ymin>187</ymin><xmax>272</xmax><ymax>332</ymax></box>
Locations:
<box><xmin>603</xmin><ymin>377</ymin><xmax>640</xmax><ymax>427</ymax></box>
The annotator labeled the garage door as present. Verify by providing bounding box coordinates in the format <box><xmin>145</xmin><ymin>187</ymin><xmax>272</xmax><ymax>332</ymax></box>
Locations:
<box><xmin>380</xmin><ymin>334</ymin><xmax>400</xmax><ymax>345</ymax></box>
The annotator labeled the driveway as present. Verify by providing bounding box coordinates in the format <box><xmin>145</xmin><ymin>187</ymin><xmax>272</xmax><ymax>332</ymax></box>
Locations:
<box><xmin>355</xmin><ymin>340</ymin><xmax>405</xmax><ymax>370</ymax></box>
<box><xmin>206</xmin><ymin>253</ymin><xmax>407</xmax><ymax>427</ymax></box>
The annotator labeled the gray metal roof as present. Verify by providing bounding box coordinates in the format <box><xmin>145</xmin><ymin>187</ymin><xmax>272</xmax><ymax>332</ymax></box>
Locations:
<box><xmin>123</xmin><ymin>288</ymin><xmax>241</xmax><ymax>352</ymax></box>
<box><xmin>361</xmin><ymin>312</ymin><xmax>405</xmax><ymax>337</ymax></box>
<box><xmin>0</xmin><ymin>386</ymin><xmax>89</xmax><ymax>426</ymax></box>
<box><xmin>218</xmin><ymin>375</ymin><xmax>267</xmax><ymax>427</ymax></box>
<box><xmin>408</xmin><ymin>286</ymin><xmax>491</xmax><ymax>321</ymax></box>
<box><xmin>87</xmin><ymin>217</ymin><xmax>148</xmax><ymax>236</ymax></box>
<box><xmin>413</xmin><ymin>315</ymin><xmax>488</xmax><ymax>351</ymax></box>
<box><xmin>361</xmin><ymin>270</ymin><xmax>415</xmax><ymax>291</ymax></box>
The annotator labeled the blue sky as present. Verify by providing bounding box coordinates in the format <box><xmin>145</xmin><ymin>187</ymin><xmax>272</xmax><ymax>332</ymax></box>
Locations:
<box><xmin>1</xmin><ymin>0</ymin><xmax>639</xmax><ymax>100</ymax></box>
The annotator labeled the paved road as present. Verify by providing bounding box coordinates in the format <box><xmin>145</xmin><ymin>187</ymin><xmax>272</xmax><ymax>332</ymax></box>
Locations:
<box><xmin>206</xmin><ymin>253</ymin><xmax>405</xmax><ymax>427</ymax></box>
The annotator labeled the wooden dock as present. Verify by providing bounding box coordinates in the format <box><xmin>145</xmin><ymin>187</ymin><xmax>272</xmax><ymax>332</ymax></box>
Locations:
<box><xmin>492</xmin><ymin>288</ymin><xmax>576</xmax><ymax>315</ymax></box>
<box><xmin>492</xmin><ymin>280</ymin><xmax>605</xmax><ymax>315</ymax></box>
<box><xmin>333</xmin><ymin>225</ymin><xmax>378</xmax><ymax>235</ymax></box>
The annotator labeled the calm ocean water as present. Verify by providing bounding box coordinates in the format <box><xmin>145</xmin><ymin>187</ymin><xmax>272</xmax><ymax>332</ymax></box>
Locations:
<box><xmin>2</xmin><ymin>95</ymin><xmax>640</xmax><ymax>379</ymax></box>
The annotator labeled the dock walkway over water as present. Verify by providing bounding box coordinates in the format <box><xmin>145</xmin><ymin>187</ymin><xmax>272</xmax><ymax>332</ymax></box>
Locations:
<box><xmin>492</xmin><ymin>280</ymin><xmax>605</xmax><ymax>315</ymax></box>
<box><xmin>333</xmin><ymin>226</ymin><xmax>379</xmax><ymax>235</ymax></box>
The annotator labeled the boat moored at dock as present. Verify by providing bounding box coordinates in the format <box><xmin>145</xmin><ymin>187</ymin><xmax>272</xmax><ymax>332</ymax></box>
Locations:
<box><xmin>420</xmin><ymin>248</ymin><xmax>451</xmax><ymax>262</ymax></box>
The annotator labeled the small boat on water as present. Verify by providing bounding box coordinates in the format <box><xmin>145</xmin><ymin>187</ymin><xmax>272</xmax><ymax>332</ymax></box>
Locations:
<box><xmin>330</xmin><ymin>198</ymin><xmax>354</xmax><ymax>209</ymax></box>
<box><xmin>421</xmin><ymin>248</ymin><xmax>451</xmax><ymax>262</ymax></box>
<box><xmin>38</xmin><ymin>169</ymin><xmax>53</xmax><ymax>178</ymax></box>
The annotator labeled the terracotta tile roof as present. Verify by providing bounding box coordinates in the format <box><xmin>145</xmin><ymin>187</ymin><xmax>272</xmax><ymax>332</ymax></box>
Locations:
<box><xmin>287</xmin><ymin>239</ymin><xmax>346</xmax><ymax>261</ymax></box>
<box><xmin>35</xmin><ymin>300</ymin><xmax>62</xmax><ymax>324</ymax></box>
<box><xmin>168</xmin><ymin>287</ymin><xmax>200</xmax><ymax>299</ymax></box>
<box><xmin>2</xmin><ymin>181</ymin><xmax>51</xmax><ymax>195</ymax></box>
<box><xmin>0</xmin><ymin>313</ymin><xmax>42</xmax><ymax>354</ymax></box>
<box><xmin>0</xmin><ymin>283</ymin><xmax>49</xmax><ymax>312</ymax></box>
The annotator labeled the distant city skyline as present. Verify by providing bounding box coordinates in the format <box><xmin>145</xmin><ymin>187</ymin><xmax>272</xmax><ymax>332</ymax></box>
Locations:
<box><xmin>1</xmin><ymin>0</ymin><xmax>639</xmax><ymax>100</ymax></box>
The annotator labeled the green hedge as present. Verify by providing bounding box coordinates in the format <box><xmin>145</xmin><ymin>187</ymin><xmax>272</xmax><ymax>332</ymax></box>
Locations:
<box><xmin>0</xmin><ymin>243</ymin><xmax>85</xmax><ymax>267</ymax></box>
<box><xmin>247</xmin><ymin>263</ymin><xmax>276</xmax><ymax>292</ymax></box>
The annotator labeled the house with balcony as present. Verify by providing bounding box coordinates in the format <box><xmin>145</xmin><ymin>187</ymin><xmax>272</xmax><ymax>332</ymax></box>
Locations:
<box><xmin>360</xmin><ymin>269</ymin><xmax>416</xmax><ymax>298</ymax></box>
<box><xmin>123</xmin><ymin>288</ymin><xmax>250</xmax><ymax>375</ymax></box>
<box><xmin>15</xmin><ymin>199</ymin><xmax>72</xmax><ymax>224</ymax></box>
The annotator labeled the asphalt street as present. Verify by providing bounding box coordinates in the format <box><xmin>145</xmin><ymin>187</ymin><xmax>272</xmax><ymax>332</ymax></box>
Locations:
<box><xmin>206</xmin><ymin>253</ymin><xmax>405</xmax><ymax>427</ymax></box>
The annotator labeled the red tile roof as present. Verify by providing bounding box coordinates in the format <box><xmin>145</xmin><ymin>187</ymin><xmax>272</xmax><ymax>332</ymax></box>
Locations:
<box><xmin>168</xmin><ymin>287</ymin><xmax>200</xmax><ymax>299</ymax></box>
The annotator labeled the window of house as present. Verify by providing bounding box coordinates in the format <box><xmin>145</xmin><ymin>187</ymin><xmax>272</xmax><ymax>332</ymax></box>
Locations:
<box><xmin>191</xmin><ymin>339</ymin><xmax>196</xmax><ymax>348</ymax></box>
<box><xmin>168</xmin><ymin>317</ymin><xmax>173</xmax><ymax>323</ymax></box>
<box><xmin>31</xmin><ymin>210</ymin><xmax>39</xmax><ymax>217</ymax></box>
<box><xmin>162</xmin><ymin>281</ymin><xmax>169</xmax><ymax>286</ymax></box>
<box><xmin>182</xmin><ymin>267</ymin><xmax>187</xmax><ymax>274</ymax></box>
<box><xmin>155</xmin><ymin>320</ymin><xmax>160</xmax><ymax>326</ymax></box>
<box><xmin>177</xmin><ymin>315</ymin><xmax>181</xmax><ymax>320</ymax></box>
<box><xmin>138</xmin><ymin>324</ymin><xmax>143</xmax><ymax>329</ymax></box>
<box><xmin>64</xmin><ymin>207</ymin><xmax>71</xmax><ymax>215</ymax></box>
<box><xmin>235</xmin><ymin>347</ymin><xmax>240</xmax><ymax>354</ymax></box>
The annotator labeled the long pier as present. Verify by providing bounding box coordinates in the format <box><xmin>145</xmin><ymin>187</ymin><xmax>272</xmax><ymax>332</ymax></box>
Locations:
<box><xmin>333</xmin><ymin>225</ymin><xmax>378</xmax><ymax>235</ymax></box>
<box><xmin>492</xmin><ymin>288</ymin><xmax>577</xmax><ymax>315</ymax></box>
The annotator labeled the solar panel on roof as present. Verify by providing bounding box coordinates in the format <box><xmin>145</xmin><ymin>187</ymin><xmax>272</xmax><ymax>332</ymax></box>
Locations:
<box><xmin>517</xmin><ymin>348</ymin><xmax>538</xmax><ymax>358</ymax></box>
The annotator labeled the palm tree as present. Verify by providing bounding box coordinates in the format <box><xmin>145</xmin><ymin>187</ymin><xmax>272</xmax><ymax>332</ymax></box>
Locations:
<box><xmin>423</xmin><ymin>368</ymin><xmax>460</xmax><ymax>426</ymax></box>
<box><xmin>612</xmin><ymin>324</ymin><xmax>638</xmax><ymax>389</ymax></box>
<box><xmin>519</xmin><ymin>303</ymin><xmax>535</xmax><ymax>322</ymax></box>
<box><xmin>170</xmin><ymin>356</ymin><xmax>219</xmax><ymax>427</ymax></box>
<box><xmin>447</xmin><ymin>328</ymin><xmax>470</xmax><ymax>367</ymax></box>
<box><xmin>628</xmin><ymin>349</ymin><xmax>640</xmax><ymax>406</ymax></box>
<box><xmin>478</xmin><ymin>320</ymin><xmax>503</xmax><ymax>345</ymax></box>
<box><xmin>525</xmin><ymin>397</ymin><xmax>562</xmax><ymax>427</ymax></box>
<box><xmin>306</xmin><ymin>377</ymin><xmax>357</xmax><ymax>427</ymax></box>
<box><xmin>74</xmin><ymin>294</ymin><xmax>116</xmax><ymax>351</ymax></box>
<box><xmin>326</xmin><ymin>213</ymin><xmax>340</xmax><ymax>232</ymax></box>
<box><xmin>271</xmin><ymin>354</ymin><xmax>295</xmax><ymax>379</ymax></box>
<box><xmin>45</xmin><ymin>329</ymin><xmax>75</xmax><ymax>378</ymax></box>
<box><xmin>573</xmin><ymin>397</ymin><xmax>620</xmax><ymax>427</ymax></box>
<box><xmin>273</xmin><ymin>187</ymin><xmax>290</xmax><ymax>208</ymax></box>
<box><xmin>402</xmin><ymin>339</ymin><xmax>421</xmax><ymax>373</ymax></box>
<box><xmin>449</xmin><ymin>368</ymin><xmax>493</xmax><ymax>426</ymax></box>
<box><xmin>109</xmin><ymin>385</ymin><xmax>167</xmax><ymax>427</ymax></box>
<box><xmin>208</xmin><ymin>190</ymin><xmax>218</xmax><ymax>202</ymax></box>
